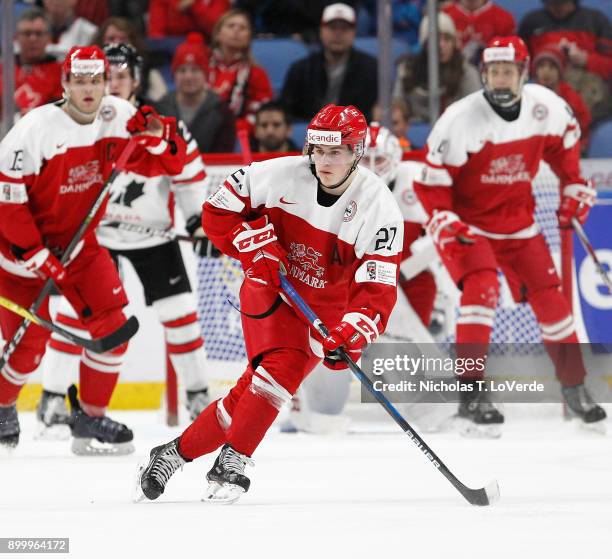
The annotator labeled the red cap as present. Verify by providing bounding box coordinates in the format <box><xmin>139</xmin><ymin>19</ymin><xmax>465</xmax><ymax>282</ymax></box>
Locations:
<box><xmin>533</xmin><ymin>44</ymin><xmax>567</xmax><ymax>72</ymax></box>
<box><xmin>307</xmin><ymin>104</ymin><xmax>367</xmax><ymax>147</ymax></box>
<box><xmin>62</xmin><ymin>45</ymin><xmax>109</xmax><ymax>80</ymax></box>
<box><xmin>171</xmin><ymin>33</ymin><xmax>209</xmax><ymax>75</ymax></box>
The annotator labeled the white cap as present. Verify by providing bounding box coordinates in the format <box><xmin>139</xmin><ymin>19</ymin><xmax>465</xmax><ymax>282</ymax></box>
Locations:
<box><xmin>418</xmin><ymin>12</ymin><xmax>457</xmax><ymax>46</ymax></box>
<box><xmin>321</xmin><ymin>3</ymin><xmax>356</xmax><ymax>25</ymax></box>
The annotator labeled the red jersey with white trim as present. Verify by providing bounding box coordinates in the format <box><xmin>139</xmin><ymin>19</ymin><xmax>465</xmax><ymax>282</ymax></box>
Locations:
<box><xmin>414</xmin><ymin>84</ymin><xmax>586</xmax><ymax>238</ymax></box>
<box><xmin>97</xmin><ymin>121</ymin><xmax>207</xmax><ymax>250</ymax></box>
<box><xmin>0</xmin><ymin>96</ymin><xmax>186</xmax><ymax>276</ymax></box>
<box><xmin>203</xmin><ymin>155</ymin><xmax>403</xmax><ymax>331</ymax></box>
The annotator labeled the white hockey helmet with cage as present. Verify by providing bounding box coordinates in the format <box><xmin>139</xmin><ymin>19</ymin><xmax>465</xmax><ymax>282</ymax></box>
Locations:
<box><xmin>361</xmin><ymin>123</ymin><xmax>402</xmax><ymax>185</ymax></box>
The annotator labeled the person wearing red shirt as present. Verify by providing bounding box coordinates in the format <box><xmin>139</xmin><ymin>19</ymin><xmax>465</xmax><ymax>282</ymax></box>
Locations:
<box><xmin>0</xmin><ymin>8</ymin><xmax>62</xmax><ymax>115</ymax></box>
<box><xmin>207</xmin><ymin>9</ymin><xmax>273</xmax><ymax>131</ymax></box>
<box><xmin>148</xmin><ymin>0</ymin><xmax>230</xmax><ymax>40</ymax></box>
<box><xmin>532</xmin><ymin>44</ymin><xmax>592</xmax><ymax>153</ymax></box>
<box><xmin>443</xmin><ymin>0</ymin><xmax>516</xmax><ymax>64</ymax></box>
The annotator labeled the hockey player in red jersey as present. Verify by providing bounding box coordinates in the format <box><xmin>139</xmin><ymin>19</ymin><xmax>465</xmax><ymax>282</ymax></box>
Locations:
<box><xmin>413</xmin><ymin>36</ymin><xmax>606</xmax><ymax>436</ymax></box>
<box><xmin>34</xmin><ymin>43</ymin><xmax>213</xmax><ymax>437</ymax></box>
<box><xmin>0</xmin><ymin>45</ymin><xmax>188</xmax><ymax>453</ymax></box>
<box><xmin>136</xmin><ymin>104</ymin><xmax>404</xmax><ymax>503</ymax></box>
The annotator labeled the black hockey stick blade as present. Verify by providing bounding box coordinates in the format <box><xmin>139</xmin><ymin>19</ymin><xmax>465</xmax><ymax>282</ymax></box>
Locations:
<box><xmin>459</xmin><ymin>480</ymin><xmax>500</xmax><ymax>506</ymax></box>
<box><xmin>84</xmin><ymin>315</ymin><xmax>140</xmax><ymax>353</ymax></box>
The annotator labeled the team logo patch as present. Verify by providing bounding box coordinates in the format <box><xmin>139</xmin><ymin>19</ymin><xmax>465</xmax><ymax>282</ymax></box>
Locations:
<box><xmin>402</xmin><ymin>189</ymin><xmax>417</xmax><ymax>206</ymax></box>
<box><xmin>99</xmin><ymin>105</ymin><xmax>116</xmax><ymax>122</ymax></box>
<box><xmin>532</xmin><ymin>104</ymin><xmax>548</xmax><ymax>121</ymax></box>
<box><xmin>481</xmin><ymin>154</ymin><xmax>530</xmax><ymax>185</ymax></box>
<box><xmin>343</xmin><ymin>200</ymin><xmax>357</xmax><ymax>222</ymax></box>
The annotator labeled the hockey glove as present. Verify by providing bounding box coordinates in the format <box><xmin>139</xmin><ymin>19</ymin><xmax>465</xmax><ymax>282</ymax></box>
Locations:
<box><xmin>229</xmin><ymin>216</ymin><xmax>289</xmax><ymax>287</ymax></box>
<box><xmin>127</xmin><ymin>105</ymin><xmax>178</xmax><ymax>154</ymax></box>
<box><xmin>426</xmin><ymin>210</ymin><xmax>476</xmax><ymax>258</ymax></box>
<box><xmin>17</xmin><ymin>246</ymin><xmax>67</xmax><ymax>284</ymax></box>
<box><xmin>321</xmin><ymin>312</ymin><xmax>379</xmax><ymax>371</ymax></box>
<box><xmin>185</xmin><ymin>214</ymin><xmax>221</xmax><ymax>258</ymax></box>
<box><xmin>558</xmin><ymin>182</ymin><xmax>596</xmax><ymax>228</ymax></box>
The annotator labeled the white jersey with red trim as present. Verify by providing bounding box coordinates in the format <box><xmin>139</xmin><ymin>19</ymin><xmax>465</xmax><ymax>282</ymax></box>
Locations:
<box><xmin>0</xmin><ymin>95</ymin><xmax>183</xmax><ymax>278</ymax></box>
<box><xmin>203</xmin><ymin>155</ymin><xmax>404</xmax><ymax>332</ymax></box>
<box><xmin>414</xmin><ymin>84</ymin><xmax>586</xmax><ymax>238</ymax></box>
<box><xmin>97</xmin><ymin>122</ymin><xmax>207</xmax><ymax>250</ymax></box>
<box><xmin>393</xmin><ymin>160</ymin><xmax>428</xmax><ymax>225</ymax></box>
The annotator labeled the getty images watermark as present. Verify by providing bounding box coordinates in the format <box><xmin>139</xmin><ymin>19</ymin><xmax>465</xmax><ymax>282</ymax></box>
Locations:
<box><xmin>360</xmin><ymin>343</ymin><xmax>612</xmax><ymax>404</ymax></box>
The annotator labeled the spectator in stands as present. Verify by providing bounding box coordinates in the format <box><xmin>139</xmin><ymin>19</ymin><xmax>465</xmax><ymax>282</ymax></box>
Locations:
<box><xmin>42</xmin><ymin>0</ymin><xmax>98</xmax><ymax>59</ymax></box>
<box><xmin>148</xmin><ymin>0</ymin><xmax>230</xmax><ymax>41</ymax></box>
<box><xmin>373</xmin><ymin>98</ymin><xmax>414</xmax><ymax>152</ymax></box>
<box><xmin>94</xmin><ymin>17</ymin><xmax>168</xmax><ymax>102</ymax></box>
<box><xmin>443</xmin><ymin>0</ymin><xmax>516</xmax><ymax>65</ymax></box>
<box><xmin>107</xmin><ymin>0</ymin><xmax>146</xmax><ymax>34</ymax></box>
<box><xmin>519</xmin><ymin>0</ymin><xmax>612</xmax><ymax>120</ymax></box>
<box><xmin>155</xmin><ymin>34</ymin><xmax>236</xmax><ymax>153</ymax></box>
<box><xmin>280</xmin><ymin>3</ymin><xmax>378</xmax><ymax>121</ymax></box>
<box><xmin>75</xmin><ymin>0</ymin><xmax>109</xmax><ymax>26</ymax></box>
<box><xmin>393</xmin><ymin>12</ymin><xmax>480</xmax><ymax>121</ymax></box>
<box><xmin>207</xmin><ymin>10</ymin><xmax>273</xmax><ymax>131</ymax></box>
<box><xmin>250</xmin><ymin>102</ymin><xmax>300</xmax><ymax>153</ymax></box>
<box><xmin>1</xmin><ymin>8</ymin><xmax>62</xmax><ymax>115</ymax></box>
<box><xmin>532</xmin><ymin>44</ymin><xmax>592</xmax><ymax>153</ymax></box>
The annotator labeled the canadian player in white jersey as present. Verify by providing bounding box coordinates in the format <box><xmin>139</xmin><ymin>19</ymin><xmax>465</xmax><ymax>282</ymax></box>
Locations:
<box><xmin>283</xmin><ymin>124</ymin><xmax>439</xmax><ymax>434</ymax></box>
<box><xmin>135</xmin><ymin>104</ymin><xmax>404</xmax><ymax>503</ymax></box>
<box><xmin>414</xmin><ymin>36</ymin><xmax>606</xmax><ymax>436</ymax></box>
<box><xmin>34</xmin><ymin>44</ymin><xmax>212</xmax><ymax>436</ymax></box>
<box><xmin>0</xmin><ymin>46</ymin><xmax>190</xmax><ymax>453</ymax></box>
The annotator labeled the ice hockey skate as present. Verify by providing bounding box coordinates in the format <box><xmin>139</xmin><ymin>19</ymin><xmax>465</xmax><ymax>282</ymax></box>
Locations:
<box><xmin>186</xmin><ymin>388</ymin><xmax>209</xmax><ymax>421</ymax></box>
<box><xmin>456</xmin><ymin>382</ymin><xmax>504</xmax><ymax>439</ymax></box>
<box><xmin>68</xmin><ymin>385</ymin><xmax>134</xmax><ymax>455</ymax></box>
<box><xmin>134</xmin><ymin>438</ymin><xmax>190</xmax><ymax>502</ymax></box>
<box><xmin>35</xmin><ymin>390</ymin><xmax>72</xmax><ymax>440</ymax></box>
<box><xmin>562</xmin><ymin>384</ymin><xmax>607</xmax><ymax>434</ymax></box>
<box><xmin>0</xmin><ymin>404</ymin><xmax>20</xmax><ymax>451</ymax></box>
<box><xmin>203</xmin><ymin>444</ymin><xmax>254</xmax><ymax>504</ymax></box>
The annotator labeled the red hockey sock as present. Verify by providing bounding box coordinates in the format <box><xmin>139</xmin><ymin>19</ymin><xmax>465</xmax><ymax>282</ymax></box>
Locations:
<box><xmin>399</xmin><ymin>270</ymin><xmax>436</xmax><ymax>326</ymax></box>
<box><xmin>0</xmin><ymin>368</ymin><xmax>27</xmax><ymax>405</ymax></box>
<box><xmin>178</xmin><ymin>400</ymin><xmax>227</xmax><ymax>460</ymax></box>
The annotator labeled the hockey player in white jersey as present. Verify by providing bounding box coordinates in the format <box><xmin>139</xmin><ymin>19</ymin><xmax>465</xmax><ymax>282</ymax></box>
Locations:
<box><xmin>283</xmin><ymin>124</ymin><xmax>440</xmax><ymax>434</ymax></box>
<box><xmin>136</xmin><ymin>104</ymin><xmax>404</xmax><ymax>503</ymax></box>
<box><xmin>35</xmin><ymin>43</ymin><xmax>213</xmax><ymax>436</ymax></box>
<box><xmin>414</xmin><ymin>36</ymin><xmax>606</xmax><ymax>436</ymax></box>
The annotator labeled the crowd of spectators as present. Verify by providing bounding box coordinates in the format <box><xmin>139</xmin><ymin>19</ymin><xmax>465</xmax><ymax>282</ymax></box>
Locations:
<box><xmin>1</xmin><ymin>0</ymin><xmax>611</xmax><ymax>155</ymax></box>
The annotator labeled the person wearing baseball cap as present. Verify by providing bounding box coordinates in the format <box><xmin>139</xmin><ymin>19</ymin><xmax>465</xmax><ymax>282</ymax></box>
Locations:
<box><xmin>280</xmin><ymin>3</ymin><xmax>377</xmax><ymax>122</ymax></box>
<box><xmin>154</xmin><ymin>33</ymin><xmax>236</xmax><ymax>153</ymax></box>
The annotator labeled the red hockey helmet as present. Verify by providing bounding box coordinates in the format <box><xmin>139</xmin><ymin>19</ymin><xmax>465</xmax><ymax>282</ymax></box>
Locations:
<box><xmin>481</xmin><ymin>36</ymin><xmax>530</xmax><ymax>107</ymax></box>
<box><xmin>62</xmin><ymin>45</ymin><xmax>109</xmax><ymax>81</ymax></box>
<box><xmin>306</xmin><ymin>104</ymin><xmax>367</xmax><ymax>151</ymax></box>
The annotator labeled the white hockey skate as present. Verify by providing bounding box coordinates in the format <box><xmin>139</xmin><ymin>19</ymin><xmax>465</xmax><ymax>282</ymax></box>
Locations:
<box><xmin>35</xmin><ymin>390</ymin><xmax>72</xmax><ymax>441</ymax></box>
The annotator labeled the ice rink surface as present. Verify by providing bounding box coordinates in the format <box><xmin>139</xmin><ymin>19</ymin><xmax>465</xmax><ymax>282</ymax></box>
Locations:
<box><xmin>1</xmin><ymin>407</ymin><xmax>610</xmax><ymax>559</ymax></box>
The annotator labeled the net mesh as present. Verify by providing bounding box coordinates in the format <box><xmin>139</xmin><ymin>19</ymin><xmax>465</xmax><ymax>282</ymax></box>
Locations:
<box><xmin>196</xmin><ymin>158</ymin><xmax>564</xmax><ymax>361</ymax></box>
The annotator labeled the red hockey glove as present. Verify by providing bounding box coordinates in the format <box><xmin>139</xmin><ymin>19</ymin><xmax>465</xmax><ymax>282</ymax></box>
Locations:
<box><xmin>321</xmin><ymin>312</ymin><xmax>379</xmax><ymax>371</ymax></box>
<box><xmin>229</xmin><ymin>216</ymin><xmax>289</xmax><ymax>287</ymax></box>
<box><xmin>127</xmin><ymin>106</ymin><xmax>178</xmax><ymax>154</ymax></box>
<box><xmin>558</xmin><ymin>183</ymin><xmax>596</xmax><ymax>229</ymax></box>
<box><xmin>426</xmin><ymin>210</ymin><xmax>476</xmax><ymax>258</ymax></box>
<box><xmin>19</xmin><ymin>246</ymin><xmax>67</xmax><ymax>284</ymax></box>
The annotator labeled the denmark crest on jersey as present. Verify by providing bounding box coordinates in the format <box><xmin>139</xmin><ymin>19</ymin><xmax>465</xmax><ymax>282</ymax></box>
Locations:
<box><xmin>343</xmin><ymin>200</ymin><xmax>357</xmax><ymax>222</ymax></box>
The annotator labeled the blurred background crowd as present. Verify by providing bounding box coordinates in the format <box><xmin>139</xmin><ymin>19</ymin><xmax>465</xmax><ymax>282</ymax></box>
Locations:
<box><xmin>1</xmin><ymin>0</ymin><xmax>611</xmax><ymax>157</ymax></box>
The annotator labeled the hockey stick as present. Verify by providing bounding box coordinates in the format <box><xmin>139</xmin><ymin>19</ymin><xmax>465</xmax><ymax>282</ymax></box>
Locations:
<box><xmin>0</xmin><ymin>294</ymin><xmax>138</xmax><ymax>353</ymax></box>
<box><xmin>279</xmin><ymin>274</ymin><xmax>500</xmax><ymax>507</ymax></box>
<box><xmin>0</xmin><ymin>138</ymin><xmax>139</xmax><ymax>370</ymax></box>
<box><xmin>572</xmin><ymin>217</ymin><xmax>612</xmax><ymax>294</ymax></box>
<box><xmin>100</xmin><ymin>221</ymin><xmax>197</xmax><ymax>244</ymax></box>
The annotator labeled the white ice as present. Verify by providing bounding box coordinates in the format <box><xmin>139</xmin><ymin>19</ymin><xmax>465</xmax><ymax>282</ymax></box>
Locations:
<box><xmin>1</xmin><ymin>406</ymin><xmax>610</xmax><ymax>559</ymax></box>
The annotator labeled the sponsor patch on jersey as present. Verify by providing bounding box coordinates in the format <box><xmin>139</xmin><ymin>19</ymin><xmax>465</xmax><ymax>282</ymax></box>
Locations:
<box><xmin>355</xmin><ymin>260</ymin><xmax>397</xmax><ymax>286</ymax></box>
<box><xmin>343</xmin><ymin>200</ymin><xmax>357</xmax><ymax>222</ymax></box>
<box><xmin>0</xmin><ymin>182</ymin><xmax>28</xmax><ymax>204</ymax></box>
<box><xmin>207</xmin><ymin>185</ymin><xmax>246</xmax><ymax>213</ymax></box>
<box><xmin>99</xmin><ymin>105</ymin><xmax>117</xmax><ymax>122</ymax></box>
<box><xmin>532</xmin><ymin>103</ymin><xmax>548</xmax><ymax>121</ymax></box>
